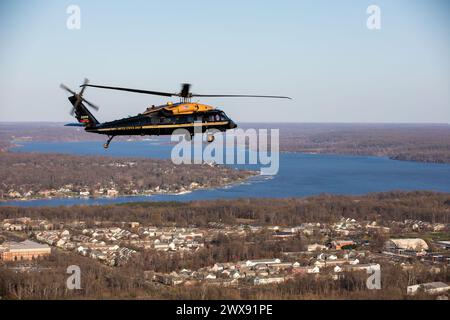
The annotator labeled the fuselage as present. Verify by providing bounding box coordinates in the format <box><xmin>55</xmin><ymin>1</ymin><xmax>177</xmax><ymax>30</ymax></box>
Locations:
<box><xmin>85</xmin><ymin>102</ymin><xmax>237</xmax><ymax>136</ymax></box>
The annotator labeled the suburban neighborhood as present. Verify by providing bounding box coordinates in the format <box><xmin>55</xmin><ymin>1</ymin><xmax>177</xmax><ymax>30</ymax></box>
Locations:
<box><xmin>1</xmin><ymin>215</ymin><xmax>449</xmax><ymax>298</ymax></box>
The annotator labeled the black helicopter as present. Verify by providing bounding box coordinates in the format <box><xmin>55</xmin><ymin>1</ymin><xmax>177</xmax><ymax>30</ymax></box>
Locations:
<box><xmin>60</xmin><ymin>79</ymin><xmax>291</xmax><ymax>148</ymax></box>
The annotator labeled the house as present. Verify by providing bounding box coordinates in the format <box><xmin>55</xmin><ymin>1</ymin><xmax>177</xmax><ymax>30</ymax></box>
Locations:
<box><xmin>64</xmin><ymin>242</ymin><xmax>76</xmax><ymax>250</ymax></box>
<box><xmin>307</xmin><ymin>243</ymin><xmax>328</xmax><ymax>252</ymax></box>
<box><xmin>153</xmin><ymin>273</ymin><xmax>184</xmax><ymax>286</ymax></box>
<box><xmin>407</xmin><ymin>282</ymin><xmax>450</xmax><ymax>295</ymax></box>
<box><xmin>79</xmin><ymin>191</ymin><xmax>90</xmax><ymax>197</ymax></box>
<box><xmin>273</xmin><ymin>231</ymin><xmax>295</xmax><ymax>239</ymax></box>
<box><xmin>245</xmin><ymin>258</ymin><xmax>281</xmax><ymax>268</ymax></box>
<box><xmin>335</xmin><ymin>229</ymin><xmax>350</xmax><ymax>236</ymax></box>
<box><xmin>314</xmin><ymin>259</ymin><xmax>354</xmax><ymax>268</ymax></box>
<box><xmin>342</xmin><ymin>263</ymin><xmax>380</xmax><ymax>272</ymax></box>
<box><xmin>221</xmin><ymin>269</ymin><xmax>231</xmax><ymax>277</ymax></box>
<box><xmin>61</xmin><ymin>229</ymin><xmax>70</xmax><ymax>237</ymax></box>
<box><xmin>332</xmin><ymin>240</ymin><xmax>356</xmax><ymax>250</ymax></box>
<box><xmin>207</xmin><ymin>279</ymin><xmax>238</xmax><ymax>287</ymax></box>
<box><xmin>56</xmin><ymin>239</ymin><xmax>66</xmax><ymax>248</ymax></box>
<box><xmin>254</xmin><ymin>276</ymin><xmax>285</xmax><ymax>285</ymax></box>
<box><xmin>434</xmin><ymin>241</ymin><xmax>450</xmax><ymax>250</ymax></box>
<box><xmin>366</xmin><ymin>224</ymin><xmax>390</xmax><ymax>234</ymax></box>
<box><xmin>2</xmin><ymin>222</ymin><xmax>11</xmax><ymax>230</ymax></box>
<box><xmin>72</xmin><ymin>235</ymin><xmax>91</xmax><ymax>243</ymax></box>
<box><xmin>292</xmin><ymin>266</ymin><xmax>320</xmax><ymax>274</ymax></box>
<box><xmin>8</xmin><ymin>191</ymin><xmax>22</xmax><ymax>198</ymax></box>
<box><xmin>107</xmin><ymin>189</ymin><xmax>119</xmax><ymax>197</ymax></box>
<box><xmin>179</xmin><ymin>268</ymin><xmax>192</xmax><ymax>276</ymax></box>
<box><xmin>7</xmin><ymin>224</ymin><xmax>24</xmax><ymax>231</ymax></box>
<box><xmin>210</xmin><ymin>263</ymin><xmax>227</xmax><ymax>272</ymax></box>
<box><xmin>268</xmin><ymin>262</ymin><xmax>295</xmax><ymax>270</ymax></box>
<box><xmin>243</xmin><ymin>270</ymin><xmax>257</xmax><ymax>277</ymax></box>
<box><xmin>254</xmin><ymin>263</ymin><xmax>270</xmax><ymax>270</ymax></box>
<box><xmin>129</xmin><ymin>222</ymin><xmax>140</xmax><ymax>228</ymax></box>
<box><xmin>280</xmin><ymin>227</ymin><xmax>298</xmax><ymax>233</ymax></box>
<box><xmin>153</xmin><ymin>243</ymin><xmax>170</xmax><ymax>251</ymax></box>
<box><xmin>432</xmin><ymin>223</ymin><xmax>446</xmax><ymax>232</ymax></box>
<box><xmin>256</xmin><ymin>270</ymin><xmax>269</xmax><ymax>277</ymax></box>
<box><xmin>77</xmin><ymin>246</ymin><xmax>88</xmax><ymax>256</ymax></box>
<box><xmin>90</xmin><ymin>250</ymin><xmax>107</xmax><ymax>260</ymax></box>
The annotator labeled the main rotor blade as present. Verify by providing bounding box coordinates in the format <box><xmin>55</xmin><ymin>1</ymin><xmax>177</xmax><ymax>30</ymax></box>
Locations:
<box><xmin>191</xmin><ymin>94</ymin><xmax>292</xmax><ymax>99</ymax></box>
<box><xmin>81</xmin><ymin>97</ymin><xmax>100</xmax><ymax>111</ymax></box>
<box><xmin>81</xmin><ymin>84</ymin><xmax>175</xmax><ymax>97</ymax></box>
<box><xmin>79</xmin><ymin>78</ymin><xmax>89</xmax><ymax>96</ymax></box>
<box><xmin>60</xmin><ymin>83</ymin><xmax>76</xmax><ymax>95</ymax></box>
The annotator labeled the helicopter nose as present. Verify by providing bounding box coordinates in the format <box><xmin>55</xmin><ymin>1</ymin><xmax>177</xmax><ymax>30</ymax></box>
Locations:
<box><xmin>229</xmin><ymin>120</ymin><xmax>237</xmax><ymax>129</ymax></box>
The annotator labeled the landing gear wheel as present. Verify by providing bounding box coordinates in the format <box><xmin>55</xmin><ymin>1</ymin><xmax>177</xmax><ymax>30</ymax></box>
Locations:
<box><xmin>103</xmin><ymin>135</ymin><xmax>115</xmax><ymax>149</ymax></box>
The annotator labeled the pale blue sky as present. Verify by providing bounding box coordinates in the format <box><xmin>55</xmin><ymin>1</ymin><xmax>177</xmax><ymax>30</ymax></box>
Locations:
<box><xmin>0</xmin><ymin>0</ymin><xmax>449</xmax><ymax>123</ymax></box>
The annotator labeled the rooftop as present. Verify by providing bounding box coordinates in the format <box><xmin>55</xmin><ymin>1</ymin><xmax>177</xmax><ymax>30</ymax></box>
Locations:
<box><xmin>422</xmin><ymin>282</ymin><xmax>450</xmax><ymax>290</ymax></box>
<box><xmin>4</xmin><ymin>240</ymin><xmax>50</xmax><ymax>250</ymax></box>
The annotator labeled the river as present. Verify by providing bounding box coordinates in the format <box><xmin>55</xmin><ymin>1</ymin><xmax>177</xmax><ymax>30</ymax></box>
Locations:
<box><xmin>2</xmin><ymin>140</ymin><xmax>450</xmax><ymax>207</ymax></box>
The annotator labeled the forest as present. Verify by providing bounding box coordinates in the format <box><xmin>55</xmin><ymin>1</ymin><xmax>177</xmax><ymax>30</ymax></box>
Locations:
<box><xmin>1</xmin><ymin>191</ymin><xmax>449</xmax><ymax>226</ymax></box>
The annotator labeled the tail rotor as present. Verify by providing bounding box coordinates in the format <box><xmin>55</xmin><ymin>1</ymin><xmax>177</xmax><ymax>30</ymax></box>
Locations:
<box><xmin>60</xmin><ymin>78</ymin><xmax>100</xmax><ymax>125</ymax></box>
<box><xmin>60</xmin><ymin>78</ymin><xmax>100</xmax><ymax>116</ymax></box>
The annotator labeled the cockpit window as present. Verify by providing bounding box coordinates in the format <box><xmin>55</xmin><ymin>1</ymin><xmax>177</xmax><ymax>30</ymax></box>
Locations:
<box><xmin>207</xmin><ymin>113</ymin><xmax>228</xmax><ymax>122</ymax></box>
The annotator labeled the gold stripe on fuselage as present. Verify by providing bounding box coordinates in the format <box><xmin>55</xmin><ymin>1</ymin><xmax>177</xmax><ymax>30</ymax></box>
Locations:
<box><xmin>89</xmin><ymin>121</ymin><xmax>229</xmax><ymax>132</ymax></box>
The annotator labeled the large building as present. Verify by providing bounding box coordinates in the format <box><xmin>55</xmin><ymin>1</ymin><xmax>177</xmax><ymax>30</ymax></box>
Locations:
<box><xmin>384</xmin><ymin>238</ymin><xmax>429</xmax><ymax>252</ymax></box>
<box><xmin>407</xmin><ymin>282</ymin><xmax>450</xmax><ymax>295</ymax></box>
<box><xmin>0</xmin><ymin>240</ymin><xmax>51</xmax><ymax>261</ymax></box>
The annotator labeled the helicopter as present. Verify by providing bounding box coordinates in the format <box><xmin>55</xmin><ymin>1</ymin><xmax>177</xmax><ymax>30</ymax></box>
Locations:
<box><xmin>60</xmin><ymin>79</ymin><xmax>291</xmax><ymax>148</ymax></box>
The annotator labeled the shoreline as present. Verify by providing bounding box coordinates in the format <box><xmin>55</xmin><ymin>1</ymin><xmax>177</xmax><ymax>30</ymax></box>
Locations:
<box><xmin>0</xmin><ymin>174</ymin><xmax>258</xmax><ymax>204</ymax></box>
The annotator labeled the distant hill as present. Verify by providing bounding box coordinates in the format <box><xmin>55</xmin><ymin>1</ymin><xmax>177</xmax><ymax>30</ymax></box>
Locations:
<box><xmin>2</xmin><ymin>122</ymin><xmax>450</xmax><ymax>163</ymax></box>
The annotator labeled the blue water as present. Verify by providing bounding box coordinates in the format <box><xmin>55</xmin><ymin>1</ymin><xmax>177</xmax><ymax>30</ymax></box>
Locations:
<box><xmin>2</xmin><ymin>140</ymin><xmax>450</xmax><ymax>207</ymax></box>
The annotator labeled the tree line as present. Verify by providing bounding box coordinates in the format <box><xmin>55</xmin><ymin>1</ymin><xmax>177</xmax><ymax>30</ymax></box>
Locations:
<box><xmin>1</xmin><ymin>191</ymin><xmax>449</xmax><ymax>226</ymax></box>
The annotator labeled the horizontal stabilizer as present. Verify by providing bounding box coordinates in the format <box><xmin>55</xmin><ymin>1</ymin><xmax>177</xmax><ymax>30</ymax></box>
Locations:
<box><xmin>64</xmin><ymin>123</ymin><xmax>85</xmax><ymax>127</ymax></box>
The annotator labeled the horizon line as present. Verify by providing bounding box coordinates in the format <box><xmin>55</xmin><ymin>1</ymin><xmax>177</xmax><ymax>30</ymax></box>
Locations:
<box><xmin>0</xmin><ymin>121</ymin><xmax>449</xmax><ymax>126</ymax></box>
